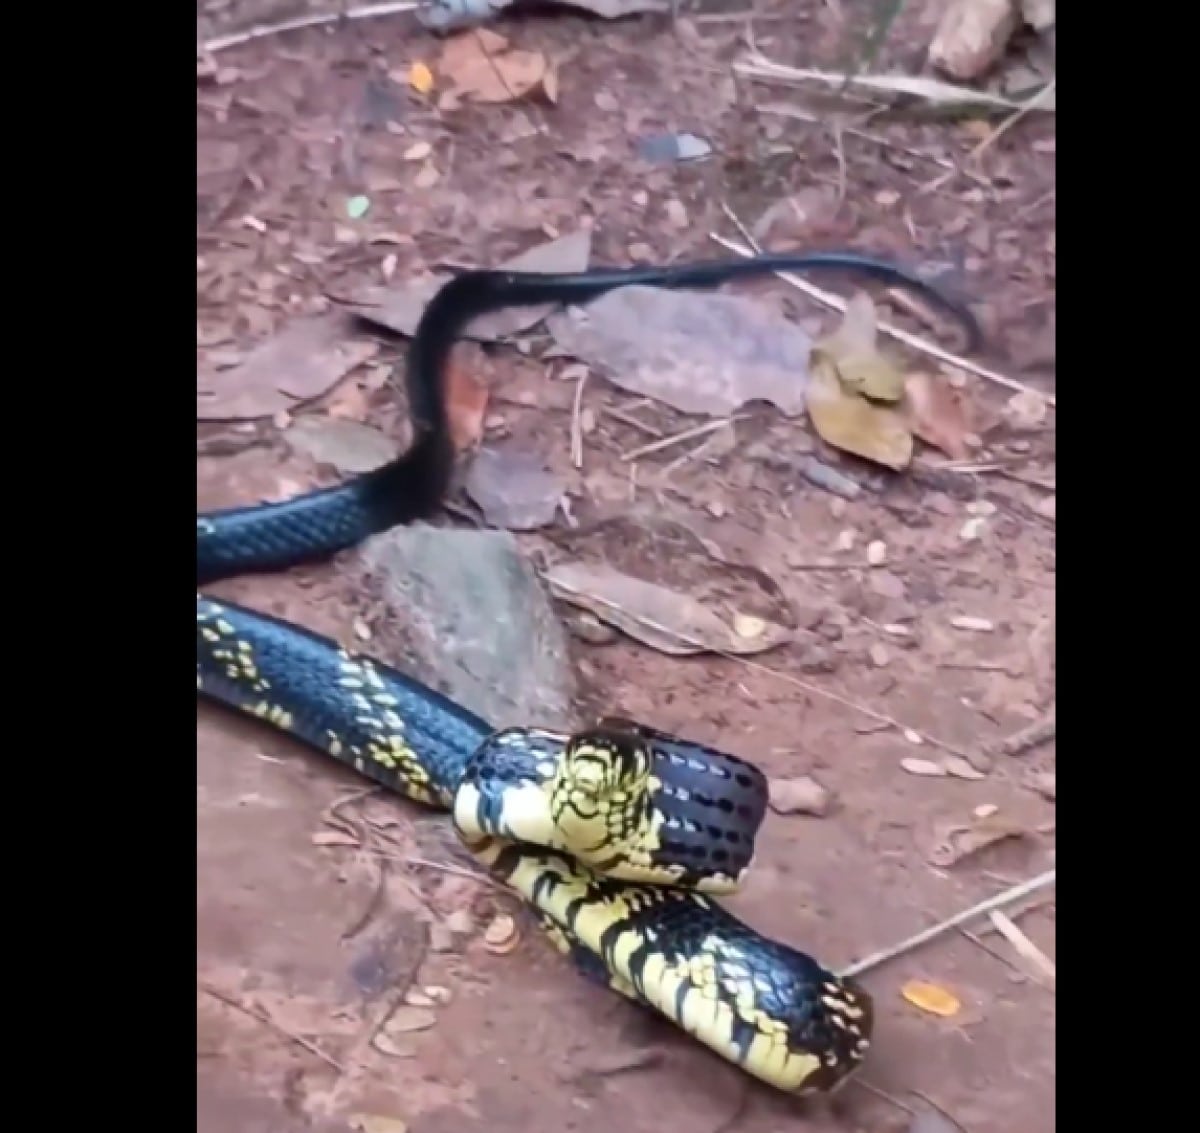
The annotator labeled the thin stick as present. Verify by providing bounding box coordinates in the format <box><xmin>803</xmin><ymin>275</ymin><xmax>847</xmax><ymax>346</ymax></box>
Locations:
<box><xmin>201</xmin><ymin>1</ymin><xmax>418</xmax><ymax>55</ymax></box>
<box><xmin>710</xmin><ymin>217</ymin><xmax>1056</xmax><ymax>408</ymax></box>
<box><xmin>621</xmin><ymin>416</ymin><xmax>743</xmax><ymax>462</ymax></box>
<box><xmin>838</xmin><ymin>869</ymin><xmax>1056</xmax><ymax>978</ymax></box>
<box><xmin>570</xmin><ymin>371</ymin><xmax>589</xmax><ymax>469</ymax></box>
<box><xmin>199</xmin><ymin>982</ymin><xmax>345</xmax><ymax>1071</ymax></box>
<box><xmin>967</xmin><ymin>79</ymin><xmax>1057</xmax><ymax>163</ymax></box>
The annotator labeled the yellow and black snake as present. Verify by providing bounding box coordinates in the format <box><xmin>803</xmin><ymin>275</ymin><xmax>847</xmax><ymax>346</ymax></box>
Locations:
<box><xmin>198</xmin><ymin>253</ymin><xmax>980</xmax><ymax>1094</ymax></box>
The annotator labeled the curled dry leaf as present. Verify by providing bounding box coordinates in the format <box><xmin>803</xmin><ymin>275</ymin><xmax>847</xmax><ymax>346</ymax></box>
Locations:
<box><xmin>438</xmin><ymin>29</ymin><xmax>549</xmax><ymax>104</ymax></box>
<box><xmin>806</xmin><ymin>298</ymin><xmax>913</xmax><ymax>470</ymax></box>
<box><xmin>905</xmin><ymin>372</ymin><xmax>974</xmax><ymax>459</ymax></box>
<box><xmin>483</xmin><ymin>913</ymin><xmax>520</xmax><ymax>954</ymax></box>
<box><xmin>768</xmin><ymin>775</ymin><xmax>831</xmax><ymax>817</ymax></box>
<box><xmin>544</xmin><ymin>561</ymin><xmax>793</xmax><ymax>657</ymax></box>
<box><xmin>927</xmin><ymin>813</ymin><xmax>1030</xmax><ymax>868</ymax></box>
<box><xmin>372</xmin><ymin>1032</ymin><xmax>418</xmax><ymax>1059</ymax></box>
<box><xmin>901</xmin><ymin>979</ymin><xmax>962</xmax><ymax>1018</ymax></box>
<box><xmin>385</xmin><ymin>1006</ymin><xmax>438</xmax><ymax>1034</ymax></box>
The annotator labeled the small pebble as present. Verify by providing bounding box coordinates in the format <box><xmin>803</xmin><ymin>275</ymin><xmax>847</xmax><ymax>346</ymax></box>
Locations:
<box><xmin>903</xmin><ymin>728</ymin><xmax>924</xmax><ymax>745</ymax></box>
<box><xmin>950</xmin><ymin>615</ymin><xmax>994</xmax><ymax>632</ymax></box>
<box><xmin>960</xmin><ymin>516</ymin><xmax>987</xmax><ymax>541</ymax></box>
<box><xmin>353</xmin><ymin>618</ymin><xmax>372</xmax><ymax>642</ymax></box>
<box><xmin>835</xmin><ymin>529</ymin><xmax>857</xmax><ymax>552</ymax></box>
<box><xmin>869</xmin><ymin>642</ymin><xmax>890</xmax><ymax>667</ymax></box>
<box><xmin>966</xmin><ymin>500</ymin><xmax>997</xmax><ymax>517</ymax></box>
<box><xmin>901</xmin><ymin>757</ymin><xmax>944</xmax><ymax>777</ymax></box>
<box><xmin>866</xmin><ymin>540</ymin><xmax>888</xmax><ymax>566</ymax></box>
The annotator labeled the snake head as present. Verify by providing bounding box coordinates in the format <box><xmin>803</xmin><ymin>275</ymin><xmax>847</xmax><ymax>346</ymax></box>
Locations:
<box><xmin>559</xmin><ymin>728</ymin><xmax>654</xmax><ymax>804</ymax></box>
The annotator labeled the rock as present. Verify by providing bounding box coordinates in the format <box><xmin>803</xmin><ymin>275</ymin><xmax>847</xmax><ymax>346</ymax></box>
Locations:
<box><xmin>929</xmin><ymin>0</ymin><xmax>1019</xmax><ymax>81</ymax></box>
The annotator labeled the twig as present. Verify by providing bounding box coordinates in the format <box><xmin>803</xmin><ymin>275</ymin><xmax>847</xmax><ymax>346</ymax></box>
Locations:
<box><xmin>966</xmin><ymin>79</ymin><xmax>1057</xmax><ymax>163</ymax></box>
<box><xmin>757</xmin><ymin>102</ymin><xmax>956</xmax><ymax>171</ymax></box>
<box><xmin>710</xmin><ymin>216</ymin><xmax>1056</xmax><ymax>408</ymax></box>
<box><xmin>570</xmin><ymin>371</ymin><xmax>589</xmax><ymax>469</ymax></box>
<box><xmin>199</xmin><ymin>982</ymin><xmax>345</xmax><ymax>1071</ymax></box>
<box><xmin>201</xmin><ymin>1</ymin><xmax>418</xmax><ymax>54</ymax></box>
<box><xmin>988</xmin><ymin>909</ymin><xmax>1056</xmax><ymax>986</ymax></box>
<box><xmin>984</xmin><ymin>706</ymin><xmax>1055</xmax><ymax>758</ymax></box>
<box><xmin>621</xmin><ymin>417</ymin><xmax>744</xmax><ymax>462</ymax></box>
<box><xmin>839</xmin><ymin>868</ymin><xmax>1056</xmax><ymax>978</ymax></box>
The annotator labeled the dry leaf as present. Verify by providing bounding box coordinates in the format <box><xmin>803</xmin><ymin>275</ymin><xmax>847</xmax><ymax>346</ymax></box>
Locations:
<box><xmin>1003</xmin><ymin>388</ymin><xmax>1049</xmax><ymax>428</ymax></box>
<box><xmin>483</xmin><ymin>914</ymin><xmax>520</xmax><ymax>954</ymax></box>
<box><xmin>464</xmin><ymin>444</ymin><xmax>564</xmax><ymax>531</ymax></box>
<box><xmin>408</xmin><ymin>61</ymin><xmax>434</xmax><ymax>94</ymax></box>
<box><xmin>446</xmin><ymin>350</ymin><xmax>490</xmax><ymax>453</ymax></box>
<box><xmin>768</xmin><ymin>775</ymin><xmax>831</xmax><ymax>816</ymax></box>
<box><xmin>371</xmin><ymin>1033</ymin><xmax>417</xmax><ymax>1059</ymax></box>
<box><xmin>311</xmin><ymin>830</ymin><xmax>361</xmax><ymax>848</ymax></box>
<box><xmin>928</xmin><ymin>814</ymin><xmax>1030</xmax><ymax>868</ymax></box>
<box><xmin>384</xmin><ymin>1006</ymin><xmax>437</xmax><ymax>1034</ymax></box>
<box><xmin>901</xmin><ymin>979</ymin><xmax>961</xmax><ymax>1018</ymax></box>
<box><xmin>544</xmin><ymin>561</ymin><xmax>793</xmax><ymax>657</ymax></box>
<box><xmin>546</xmin><ymin>285</ymin><xmax>814</xmax><ymax>417</ymax></box>
<box><xmin>197</xmin><ymin>314</ymin><xmax>377</xmax><ymax>420</ymax></box>
<box><xmin>437</xmin><ymin>30</ymin><xmax>549</xmax><ymax>104</ymax></box>
<box><xmin>350</xmin><ymin>1113</ymin><xmax>409</xmax><ymax>1133</ymax></box>
<box><xmin>354</xmin><ymin>230</ymin><xmax>592</xmax><ymax>340</ymax></box>
<box><xmin>905</xmin><ymin>372</ymin><xmax>973</xmax><ymax>459</ymax></box>
<box><xmin>817</xmin><ymin>293</ymin><xmax>906</xmax><ymax>402</ymax></box>
<box><xmin>806</xmin><ymin>295</ymin><xmax>913</xmax><ymax>469</ymax></box>
<box><xmin>806</xmin><ymin>353</ymin><xmax>913</xmax><ymax>469</ymax></box>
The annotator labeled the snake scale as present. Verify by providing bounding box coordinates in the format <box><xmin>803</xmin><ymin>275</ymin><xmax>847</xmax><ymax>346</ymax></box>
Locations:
<box><xmin>197</xmin><ymin>253</ymin><xmax>980</xmax><ymax>1094</ymax></box>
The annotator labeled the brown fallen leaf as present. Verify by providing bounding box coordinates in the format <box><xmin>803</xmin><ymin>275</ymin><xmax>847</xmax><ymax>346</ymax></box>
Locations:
<box><xmin>816</xmin><ymin>292</ymin><xmax>907</xmax><ymax>403</ymax></box>
<box><xmin>197</xmin><ymin>313</ymin><xmax>377</xmax><ymax>420</ymax></box>
<box><xmin>905</xmin><ymin>371</ymin><xmax>974</xmax><ymax>459</ymax></box>
<box><xmin>806</xmin><ymin>294</ymin><xmax>913</xmax><ymax>469</ymax></box>
<box><xmin>927</xmin><ymin>813</ymin><xmax>1031</xmax><ymax>868</ymax></box>
<box><xmin>544</xmin><ymin>561</ymin><xmax>793</xmax><ymax>657</ymax></box>
<box><xmin>464</xmin><ymin>444</ymin><xmax>564</xmax><ymax>531</ymax></box>
<box><xmin>901</xmin><ymin>979</ymin><xmax>961</xmax><ymax>1018</ymax></box>
<box><xmin>438</xmin><ymin>29</ymin><xmax>549</xmax><ymax>105</ymax></box>
<box><xmin>546</xmin><ymin>285</ymin><xmax>813</xmax><ymax>417</ymax></box>
<box><xmin>353</xmin><ymin>230</ymin><xmax>592</xmax><ymax>339</ymax></box>
<box><xmin>483</xmin><ymin>913</ymin><xmax>521</xmax><ymax>954</ymax></box>
<box><xmin>446</xmin><ymin>349</ymin><xmax>490</xmax><ymax>453</ymax></box>
<box><xmin>768</xmin><ymin>775</ymin><xmax>831</xmax><ymax>817</ymax></box>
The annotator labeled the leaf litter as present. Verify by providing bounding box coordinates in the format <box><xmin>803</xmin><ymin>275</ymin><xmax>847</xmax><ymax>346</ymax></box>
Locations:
<box><xmin>544</xmin><ymin>515</ymin><xmax>795</xmax><ymax>657</ymax></box>
<box><xmin>353</xmin><ymin>229</ymin><xmax>592</xmax><ymax>340</ymax></box>
<box><xmin>546</xmin><ymin>285</ymin><xmax>813</xmax><ymax>417</ymax></box>
<box><xmin>197</xmin><ymin>313</ymin><xmax>378</xmax><ymax>420</ymax></box>
<box><xmin>436</xmin><ymin>28</ymin><xmax>550</xmax><ymax>105</ymax></box>
<box><xmin>465</xmin><ymin>444</ymin><xmax>564</xmax><ymax>531</ymax></box>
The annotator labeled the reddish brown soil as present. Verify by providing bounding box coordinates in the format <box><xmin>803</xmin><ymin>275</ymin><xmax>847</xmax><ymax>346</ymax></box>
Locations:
<box><xmin>198</xmin><ymin>5</ymin><xmax>1055</xmax><ymax>1131</ymax></box>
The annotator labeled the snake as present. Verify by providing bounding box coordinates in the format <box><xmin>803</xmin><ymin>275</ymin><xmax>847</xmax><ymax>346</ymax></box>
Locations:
<box><xmin>197</xmin><ymin>253</ymin><xmax>980</xmax><ymax>1094</ymax></box>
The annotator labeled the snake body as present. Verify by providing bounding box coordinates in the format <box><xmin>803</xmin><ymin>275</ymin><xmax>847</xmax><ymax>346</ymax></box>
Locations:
<box><xmin>198</xmin><ymin>253</ymin><xmax>979</xmax><ymax>1093</ymax></box>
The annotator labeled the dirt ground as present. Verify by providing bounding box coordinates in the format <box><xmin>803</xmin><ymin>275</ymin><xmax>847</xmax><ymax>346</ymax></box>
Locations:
<box><xmin>197</xmin><ymin>5</ymin><xmax>1056</xmax><ymax>1132</ymax></box>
